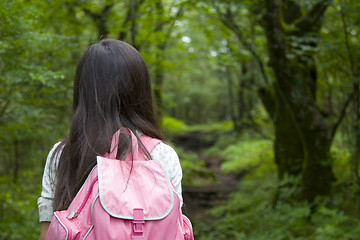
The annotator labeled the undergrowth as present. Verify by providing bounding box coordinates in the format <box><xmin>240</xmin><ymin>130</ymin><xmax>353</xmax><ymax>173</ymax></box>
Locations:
<box><xmin>162</xmin><ymin>116</ymin><xmax>233</xmax><ymax>135</ymax></box>
<box><xmin>174</xmin><ymin>145</ymin><xmax>217</xmax><ymax>186</ymax></box>
<box><xmin>194</xmin><ymin>133</ymin><xmax>360</xmax><ymax>240</ymax></box>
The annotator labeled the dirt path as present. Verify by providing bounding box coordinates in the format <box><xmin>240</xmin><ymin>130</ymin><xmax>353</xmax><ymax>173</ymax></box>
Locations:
<box><xmin>171</xmin><ymin>131</ymin><xmax>243</xmax><ymax>218</ymax></box>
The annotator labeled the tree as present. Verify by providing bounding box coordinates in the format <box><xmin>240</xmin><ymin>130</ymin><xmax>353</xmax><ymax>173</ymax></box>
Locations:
<box><xmin>317</xmin><ymin>0</ymin><xmax>360</xmax><ymax>186</ymax></box>
<box><xmin>261</xmin><ymin>0</ymin><xmax>342</xmax><ymax>202</ymax></box>
<box><xmin>338</xmin><ymin>0</ymin><xmax>360</xmax><ymax>186</ymax></box>
<box><xmin>210</xmin><ymin>0</ymin><xmax>355</xmax><ymax>202</ymax></box>
<box><xmin>0</xmin><ymin>0</ymin><xmax>80</xmax><ymax>180</ymax></box>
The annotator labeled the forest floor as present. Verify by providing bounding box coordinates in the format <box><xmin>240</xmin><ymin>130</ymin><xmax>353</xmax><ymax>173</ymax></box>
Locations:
<box><xmin>171</xmin><ymin>131</ymin><xmax>245</xmax><ymax>218</ymax></box>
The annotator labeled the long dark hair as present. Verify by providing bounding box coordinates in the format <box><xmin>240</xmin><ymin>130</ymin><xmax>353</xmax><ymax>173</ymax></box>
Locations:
<box><xmin>52</xmin><ymin>39</ymin><xmax>163</xmax><ymax>210</ymax></box>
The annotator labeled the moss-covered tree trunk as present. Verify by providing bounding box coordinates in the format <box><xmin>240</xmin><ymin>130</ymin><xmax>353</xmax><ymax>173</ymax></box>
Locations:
<box><xmin>261</xmin><ymin>0</ymin><xmax>334</xmax><ymax>202</ymax></box>
<box><xmin>271</xmin><ymin>84</ymin><xmax>334</xmax><ymax>201</ymax></box>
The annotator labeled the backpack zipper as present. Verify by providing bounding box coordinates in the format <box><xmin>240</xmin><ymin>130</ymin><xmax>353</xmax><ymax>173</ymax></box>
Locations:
<box><xmin>67</xmin><ymin>176</ymin><xmax>98</xmax><ymax>219</ymax></box>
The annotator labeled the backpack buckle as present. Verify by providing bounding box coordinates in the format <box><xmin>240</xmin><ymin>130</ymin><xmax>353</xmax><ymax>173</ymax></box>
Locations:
<box><xmin>132</xmin><ymin>208</ymin><xmax>145</xmax><ymax>238</ymax></box>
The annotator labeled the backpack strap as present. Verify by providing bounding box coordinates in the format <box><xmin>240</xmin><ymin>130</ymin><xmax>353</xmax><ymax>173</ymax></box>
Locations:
<box><xmin>139</xmin><ymin>134</ymin><xmax>162</xmax><ymax>158</ymax></box>
<box><xmin>108</xmin><ymin>128</ymin><xmax>162</xmax><ymax>160</ymax></box>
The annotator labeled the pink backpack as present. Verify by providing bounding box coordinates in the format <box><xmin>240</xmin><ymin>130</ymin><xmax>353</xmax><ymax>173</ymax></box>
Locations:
<box><xmin>46</xmin><ymin>128</ymin><xmax>194</xmax><ymax>240</ymax></box>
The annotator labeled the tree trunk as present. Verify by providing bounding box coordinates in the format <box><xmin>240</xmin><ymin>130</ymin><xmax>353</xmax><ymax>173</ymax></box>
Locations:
<box><xmin>224</xmin><ymin>66</ymin><xmax>240</xmax><ymax>131</ymax></box>
<box><xmin>13</xmin><ymin>140</ymin><xmax>19</xmax><ymax>183</ymax></box>
<box><xmin>355</xmin><ymin>81</ymin><xmax>360</xmax><ymax>180</ymax></box>
<box><xmin>262</xmin><ymin>0</ymin><xmax>334</xmax><ymax>202</ymax></box>
<box><xmin>340</xmin><ymin>4</ymin><xmax>360</xmax><ymax>185</ymax></box>
<box><xmin>214</xmin><ymin>0</ymin><xmax>338</xmax><ymax>202</ymax></box>
<box><xmin>130</xmin><ymin>0</ymin><xmax>139</xmax><ymax>49</ymax></box>
<box><xmin>238</xmin><ymin>64</ymin><xmax>248</xmax><ymax>128</ymax></box>
<box><xmin>153</xmin><ymin>61</ymin><xmax>164</xmax><ymax>121</ymax></box>
<box><xmin>83</xmin><ymin>4</ymin><xmax>114</xmax><ymax>40</ymax></box>
<box><xmin>148</xmin><ymin>1</ymin><xmax>184</xmax><ymax>121</ymax></box>
<box><xmin>268</xmin><ymin>71</ymin><xmax>335</xmax><ymax>202</ymax></box>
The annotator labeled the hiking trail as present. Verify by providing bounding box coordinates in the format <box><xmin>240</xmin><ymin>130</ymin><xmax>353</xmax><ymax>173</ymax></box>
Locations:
<box><xmin>170</xmin><ymin>131</ymin><xmax>245</xmax><ymax>218</ymax></box>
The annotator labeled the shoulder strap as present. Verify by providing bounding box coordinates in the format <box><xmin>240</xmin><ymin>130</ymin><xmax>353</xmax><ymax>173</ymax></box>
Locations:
<box><xmin>108</xmin><ymin>128</ymin><xmax>162</xmax><ymax>160</ymax></box>
<box><xmin>139</xmin><ymin>135</ymin><xmax>162</xmax><ymax>156</ymax></box>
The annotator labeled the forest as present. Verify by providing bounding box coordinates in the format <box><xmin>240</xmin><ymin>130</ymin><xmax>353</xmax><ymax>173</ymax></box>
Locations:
<box><xmin>1</xmin><ymin>0</ymin><xmax>360</xmax><ymax>239</ymax></box>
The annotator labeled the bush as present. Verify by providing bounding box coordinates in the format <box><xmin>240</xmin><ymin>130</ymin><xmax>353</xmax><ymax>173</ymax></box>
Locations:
<box><xmin>174</xmin><ymin>146</ymin><xmax>217</xmax><ymax>186</ymax></box>
<box><xmin>194</xmin><ymin>141</ymin><xmax>360</xmax><ymax>240</ymax></box>
<box><xmin>162</xmin><ymin>116</ymin><xmax>188</xmax><ymax>136</ymax></box>
<box><xmin>220</xmin><ymin>139</ymin><xmax>273</xmax><ymax>173</ymax></box>
<box><xmin>0</xmin><ymin>169</ymin><xmax>42</xmax><ymax>240</ymax></box>
<box><xmin>186</xmin><ymin>121</ymin><xmax>234</xmax><ymax>133</ymax></box>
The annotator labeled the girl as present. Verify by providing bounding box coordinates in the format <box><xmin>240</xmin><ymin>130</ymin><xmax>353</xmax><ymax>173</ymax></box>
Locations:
<box><xmin>38</xmin><ymin>39</ymin><xmax>183</xmax><ymax>239</ymax></box>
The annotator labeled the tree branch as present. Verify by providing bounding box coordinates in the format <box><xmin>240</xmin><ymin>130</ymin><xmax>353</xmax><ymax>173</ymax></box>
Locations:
<box><xmin>331</xmin><ymin>90</ymin><xmax>354</xmax><ymax>139</ymax></box>
<box><xmin>162</xmin><ymin>5</ymin><xmax>185</xmax><ymax>45</ymax></box>
<box><xmin>213</xmin><ymin>3</ymin><xmax>269</xmax><ymax>85</ymax></box>
<box><xmin>130</xmin><ymin>0</ymin><xmax>138</xmax><ymax>48</ymax></box>
<box><xmin>118</xmin><ymin>4</ymin><xmax>132</xmax><ymax>40</ymax></box>
<box><xmin>83</xmin><ymin>9</ymin><xmax>99</xmax><ymax>20</ymax></box>
<box><xmin>83</xmin><ymin>3</ymin><xmax>114</xmax><ymax>39</ymax></box>
<box><xmin>118</xmin><ymin>0</ymin><xmax>146</xmax><ymax>48</ymax></box>
<box><xmin>0</xmin><ymin>98</ymin><xmax>10</xmax><ymax>121</ymax></box>
<box><xmin>0</xmin><ymin>78</ymin><xmax>13</xmax><ymax>122</ymax></box>
<box><xmin>340</xmin><ymin>4</ymin><xmax>356</xmax><ymax>75</ymax></box>
<box><xmin>262</xmin><ymin>0</ymin><xmax>289</xmax><ymax>85</ymax></box>
<box><xmin>103</xmin><ymin>4</ymin><xmax>114</xmax><ymax>15</ymax></box>
<box><xmin>258</xmin><ymin>85</ymin><xmax>277</xmax><ymax>121</ymax></box>
<box><xmin>282</xmin><ymin>0</ymin><xmax>302</xmax><ymax>24</ymax></box>
<box><xmin>294</xmin><ymin>0</ymin><xmax>332</xmax><ymax>34</ymax></box>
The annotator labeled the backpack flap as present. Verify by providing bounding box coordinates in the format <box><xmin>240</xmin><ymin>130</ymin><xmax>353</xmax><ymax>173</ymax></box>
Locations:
<box><xmin>97</xmin><ymin>156</ymin><xmax>174</xmax><ymax>220</ymax></box>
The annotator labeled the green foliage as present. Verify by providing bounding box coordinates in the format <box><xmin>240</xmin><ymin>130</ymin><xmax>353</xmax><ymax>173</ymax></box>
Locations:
<box><xmin>0</xmin><ymin>0</ymin><xmax>77</xmax><ymax>176</ymax></box>
<box><xmin>162</xmin><ymin>116</ymin><xmax>188</xmax><ymax>136</ymax></box>
<box><xmin>195</xmin><ymin>144</ymin><xmax>360</xmax><ymax>240</ymax></box>
<box><xmin>220</xmin><ymin>139</ymin><xmax>273</xmax><ymax>173</ymax></box>
<box><xmin>186</xmin><ymin>121</ymin><xmax>234</xmax><ymax>133</ymax></box>
<box><xmin>174</xmin><ymin>146</ymin><xmax>217</xmax><ymax>186</ymax></box>
<box><xmin>331</xmin><ymin>146</ymin><xmax>353</xmax><ymax>181</ymax></box>
<box><xmin>162</xmin><ymin>116</ymin><xmax>234</xmax><ymax>136</ymax></box>
<box><xmin>0</xmin><ymin>169</ymin><xmax>42</xmax><ymax>240</ymax></box>
<box><xmin>204</xmin><ymin>132</ymin><xmax>239</xmax><ymax>156</ymax></box>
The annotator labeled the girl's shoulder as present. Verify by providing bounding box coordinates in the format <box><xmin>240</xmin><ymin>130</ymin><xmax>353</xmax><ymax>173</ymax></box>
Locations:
<box><xmin>150</xmin><ymin>141</ymin><xmax>179</xmax><ymax>163</ymax></box>
<box><xmin>46</xmin><ymin>142</ymin><xmax>63</xmax><ymax>166</ymax></box>
<box><xmin>50</xmin><ymin>142</ymin><xmax>62</xmax><ymax>153</ymax></box>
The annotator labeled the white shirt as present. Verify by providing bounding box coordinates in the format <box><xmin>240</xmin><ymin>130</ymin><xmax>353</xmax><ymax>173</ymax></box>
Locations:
<box><xmin>37</xmin><ymin>142</ymin><xmax>183</xmax><ymax>222</ymax></box>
